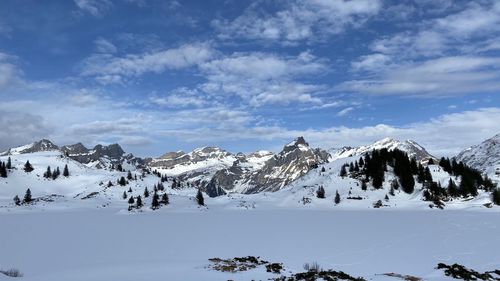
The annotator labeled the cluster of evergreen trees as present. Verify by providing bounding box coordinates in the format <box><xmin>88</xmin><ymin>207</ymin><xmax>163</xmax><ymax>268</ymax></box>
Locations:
<box><xmin>0</xmin><ymin>157</ymin><xmax>10</xmax><ymax>178</ymax></box>
<box><xmin>340</xmin><ymin>148</ymin><xmax>498</xmax><ymax>205</ymax></box>
<box><xmin>42</xmin><ymin>164</ymin><xmax>69</xmax><ymax>179</ymax></box>
<box><xmin>13</xmin><ymin>188</ymin><xmax>33</xmax><ymax>205</ymax></box>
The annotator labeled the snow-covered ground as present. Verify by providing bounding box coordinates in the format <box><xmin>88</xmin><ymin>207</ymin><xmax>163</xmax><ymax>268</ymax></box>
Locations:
<box><xmin>1</xmin><ymin>208</ymin><xmax>499</xmax><ymax>281</ymax></box>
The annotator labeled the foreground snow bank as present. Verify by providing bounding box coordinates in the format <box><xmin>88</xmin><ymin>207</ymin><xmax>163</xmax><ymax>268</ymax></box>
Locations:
<box><xmin>1</xmin><ymin>209</ymin><xmax>499</xmax><ymax>280</ymax></box>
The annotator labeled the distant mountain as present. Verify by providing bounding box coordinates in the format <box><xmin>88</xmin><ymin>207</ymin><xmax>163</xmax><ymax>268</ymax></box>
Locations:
<box><xmin>1</xmin><ymin>139</ymin><xmax>143</xmax><ymax>170</ymax></box>
<box><xmin>456</xmin><ymin>134</ymin><xmax>500</xmax><ymax>179</ymax></box>
<box><xmin>0</xmin><ymin>139</ymin><xmax>59</xmax><ymax>155</ymax></box>
<box><xmin>330</xmin><ymin>138</ymin><xmax>436</xmax><ymax>163</ymax></box>
<box><xmin>241</xmin><ymin>137</ymin><xmax>329</xmax><ymax>194</ymax></box>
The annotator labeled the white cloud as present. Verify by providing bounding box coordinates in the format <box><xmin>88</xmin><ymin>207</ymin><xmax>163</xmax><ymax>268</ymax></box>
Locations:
<box><xmin>149</xmin><ymin>88</ymin><xmax>208</xmax><ymax>108</ymax></box>
<box><xmin>336</xmin><ymin>107</ymin><xmax>354</xmax><ymax>116</ymax></box>
<box><xmin>199</xmin><ymin>52</ymin><xmax>328</xmax><ymax>106</ymax></box>
<box><xmin>74</xmin><ymin>0</ymin><xmax>112</xmax><ymax>17</ymax></box>
<box><xmin>0</xmin><ymin>53</ymin><xmax>22</xmax><ymax>90</ymax></box>
<box><xmin>214</xmin><ymin>0</ymin><xmax>382</xmax><ymax>43</ymax></box>
<box><xmin>80</xmin><ymin>43</ymin><xmax>214</xmax><ymax>84</ymax></box>
<box><xmin>94</xmin><ymin>37</ymin><xmax>117</xmax><ymax>53</ymax></box>
<box><xmin>342</xmin><ymin>56</ymin><xmax>500</xmax><ymax>96</ymax></box>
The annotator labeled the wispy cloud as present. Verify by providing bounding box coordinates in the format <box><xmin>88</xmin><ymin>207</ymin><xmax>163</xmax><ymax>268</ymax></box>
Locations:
<box><xmin>214</xmin><ymin>0</ymin><xmax>382</xmax><ymax>43</ymax></box>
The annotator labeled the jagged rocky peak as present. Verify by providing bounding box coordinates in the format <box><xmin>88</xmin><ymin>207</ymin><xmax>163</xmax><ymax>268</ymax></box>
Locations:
<box><xmin>242</xmin><ymin>137</ymin><xmax>330</xmax><ymax>194</ymax></box>
<box><xmin>61</xmin><ymin>143</ymin><xmax>88</xmax><ymax>155</ymax></box>
<box><xmin>1</xmin><ymin>139</ymin><xmax>60</xmax><ymax>155</ymax></box>
<box><xmin>150</xmin><ymin>146</ymin><xmax>233</xmax><ymax>168</ymax></box>
<box><xmin>93</xmin><ymin>143</ymin><xmax>125</xmax><ymax>159</ymax></box>
<box><xmin>456</xmin><ymin>133</ymin><xmax>500</xmax><ymax>178</ymax></box>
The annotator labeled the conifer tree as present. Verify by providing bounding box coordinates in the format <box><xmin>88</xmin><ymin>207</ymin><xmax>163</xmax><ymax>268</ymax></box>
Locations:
<box><xmin>52</xmin><ymin>167</ymin><xmax>60</xmax><ymax>180</ymax></box>
<box><xmin>24</xmin><ymin>160</ymin><xmax>34</xmax><ymax>172</ymax></box>
<box><xmin>447</xmin><ymin>178</ymin><xmax>458</xmax><ymax>197</ymax></box>
<box><xmin>161</xmin><ymin>193</ymin><xmax>169</xmax><ymax>205</ymax></box>
<box><xmin>359</xmin><ymin>157</ymin><xmax>364</xmax><ymax>167</ymax></box>
<box><xmin>334</xmin><ymin>190</ymin><xmax>340</xmax><ymax>204</ymax></box>
<box><xmin>23</xmin><ymin>188</ymin><xmax>32</xmax><ymax>203</ymax></box>
<box><xmin>13</xmin><ymin>195</ymin><xmax>20</xmax><ymax>205</ymax></box>
<box><xmin>128</xmin><ymin>187</ymin><xmax>132</xmax><ymax>193</ymax></box>
<box><xmin>339</xmin><ymin>165</ymin><xmax>347</xmax><ymax>178</ymax></box>
<box><xmin>0</xmin><ymin>162</ymin><xmax>7</xmax><ymax>178</ymax></box>
<box><xmin>107</xmin><ymin>181</ymin><xmax>113</xmax><ymax>187</ymax></box>
<box><xmin>151</xmin><ymin>192</ymin><xmax>160</xmax><ymax>210</ymax></box>
<box><xmin>43</xmin><ymin>166</ymin><xmax>52</xmax><ymax>179</ymax></box>
<box><xmin>316</xmin><ymin>186</ymin><xmax>325</xmax><ymax>199</ymax></box>
<box><xmin>63</xmin><ymin>164</ymin><xmax>69</xmax><ymax>177</ymax></box>
<box><xmin>136</xmin><ymin>196</ymin><xmax>143</xmax><ymax>208</ymax></box>
<box><xmin>128</xmin><ymin>196</ymin><xmax>135</xmax><ymax>205</ymax></box>
<box><xmin>321</xmin><ymin>167</ymin><xmax>326</xmax><ymax>173</ymax></box>
<box><xmin>127</xmin><ymin>170</ymin><xmax>133</xmax><ymax>180</ymax></box>
<box><xmin>196</xmin><ymin>189</ymin><xmax>204</xmax><ymax>206</ymax></box>
<box><xmin>116</xmin><ymin>164</ymin><xmax>123</xmax><ymax>172</ymax></box>
<box><xmin>144</xmin><ymin>187</ymin><xmax>150</xmax><ymax>198</ymax></box>
<box><xmin>492</xmin><ymin>189</ymin><xmax>500</xmax><ymax>206</ymax></box>
<box><xmin>384</xmin><ymin>194</ymin><xmax>389</xmax><ymax>201</ymax></box>
<box><xmin>122</xmin><ymin>191</ymin><xmax>127</xmax><ymax>199</ymax></box>
<box><xmin>6</xmin><ymin>157</ymin><xmax>11</xmax><ymax>169</ymax></box>
<box><xmin>118</xmin><ymin>176</ymin><xmax>127</xmax><ymax>186</ymax></box>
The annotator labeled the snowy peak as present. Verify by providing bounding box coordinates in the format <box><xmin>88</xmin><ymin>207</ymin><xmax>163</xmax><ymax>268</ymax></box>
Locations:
<box><xmin>456</xmin><ymin>133</ymin><xmax>500</xmax><ymax>179</ymax></box>
<box><xmin>150</xmin><ymin>146</ymin><xmax>233</xmax><ymax>169</ymax></box>
<box><xmin>242</xmin><ymin>137</ymin><xmax>329</xmax><ymax>193</ymax></box>
<box><xmin>1</xmin><ymin>139</ymin><xmax>60</xmax><ymax>155</ymax></box>
<box><xmin>332</xmin><ymin>138</ymin><xmax>435</xmax><ymax>162</ymax></box>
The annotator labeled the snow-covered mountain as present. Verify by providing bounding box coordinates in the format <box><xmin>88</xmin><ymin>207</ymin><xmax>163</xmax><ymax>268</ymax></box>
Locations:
<box><xmin>1</xmin><ymin>139</ymin><xmax>143</xmax><ymax>170</ymax></box>
<box><xmin>330</xmin><ymin>137</ymin><xmax>436</xmax><ymax>163</ymax></box>
<box><xmin>456</xmin><ymin>133</ymin><xmax>500</xmax><ymax>180</ymax></box>
<box><xmin>149</xmin><ymin>137</ymin><xmax>329</xmax><ymax>196</ymax></box>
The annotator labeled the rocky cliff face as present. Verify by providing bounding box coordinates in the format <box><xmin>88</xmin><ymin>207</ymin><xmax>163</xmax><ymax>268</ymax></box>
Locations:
<box><xmin>241</xmin><ymin>137</ymin><xmax>329</xmax><ymax>194</ymax></box>
<box><xmin>456</xmin><ymin>134</ymin><xmax>500</xmax><ymax>179</ymax></box>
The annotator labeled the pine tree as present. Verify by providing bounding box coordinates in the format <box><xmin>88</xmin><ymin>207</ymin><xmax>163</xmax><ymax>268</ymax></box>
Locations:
<box><xmin>128</xmin><ymin>196</ymin><xmax>135</xmax><ymax>204</ymax></box>
<box><xmin>316</xmin><ymin>186</ymin><xmax>325</xmax><ymax>199</ymax></box>
<box><xmin>361</xmin><ymin>180</ymin><xmax>367</xmax><ymax>191</ymax></box>
<box><xmin>107</xmin><ymin>181</ymin><xmax>113</xmax><ymax>187</ymax></box>
<box><xmin>63</xmin><ymin>164</ymin><xmax>69</xmax><ymax>177</ymax></box>
<box><xmin>128</xmin><ymin>187</ymin><xmax>132</xmax><ymax>193</ymax></box>
<box><xmin>136</xmin><ymin>196</ymin><xmax>143</xmax><ymax>208</ymax></box>
<box><xmin>428</xmin><ymin>158</ymin><xmax>435</xmax><ymax>165</ymax></box>
<box><xmin>23</xmin><ymin>188</ymin><xmax>32</xmax><ymax>203</ymax></box>
<box><xmin>144</xmin><ymin>187</ymin><xmax>150</xmax><ymax>198</ymax></box>
<box><xmin>127</xmin><ymin>170</ymin><xmax>133</xmax><ymax>180</ymax></box>
<box><xmin>161</xmin><ymin>193</ymin><xmax>169</xmax><ymax>205</ymax></box>
<box><xmin>339</xmin><ymin>165</ymin><xmax>347</xmax><ymax>178</ymax></box>
<box><xmin>196</xmin><ymin>189</ymin><xmax>204</xmax><ymax>206</ymax></box>
<box><xmin>43</xmin><ymin>166</ymin><xmax>52</xmax><ymax>179</ymax></box>
<box><xmin>334</xmin><ymin>190</ymin><xmax>340</xmax><ymax>204</ymax></box>
<box><xmin>349</xmin><ymin>162</ymin><xmax>354</xmax><ymax>172</ymax></box>
<box><xmin>321</xmin><ymin>167</ymin><xmax>326</xmax><ymax>173</ymax></box>
<box><xmin>492</xmin><ymin>189</ymin><xmax>500</xmax><ymax>206</ymax></box>
<box><xmin>122</xmin><ymin>191</ymin><xmax>127</xmax><ymax>199</ymax></box>
<box><xmin>24</xmin><ymin>160</ymin><xmax>34</xmax><ymax>172</ymax></box>
<box><xmin>52</xmin><ymin>167</ymin><xmax>60</xmax><ymax>180</ymax></box>
<box><xmin>13</xmin><ymin>195</ymin><xmax>20</xmax><ymax>205</ymax></box>
<box><xmin>151</xmin><ymin>192</ymin><xmax>160</xmax><ymax>210</ymax></box>
<box><xmin>6</xmin><ymin>157</ymin><xmax>11</xmax><ymax>169</ymax></box>
<box><xmin>384</xmin><ymin>194</ymin><xmax>389</xmax><ymax>201</ymax></box>
<box><xmin>116</xmin><ymin>164</ymin><xmax>123</xmax><ymax>172</ymax></box>
<box><xmin>447</xmin><ymin>178</ymin><xmax>458</xmax><ymax>197</ymax></box>
<box><xmin>359</xmin><ymin>157</ymin><xmax>364</xmax><ymax>167</ymax></box>
<box><xmin>118</xmin><ymin>176</ymin><xmax>127</xmax><ymax>186</ymax></box>
<box><xmin>0</xmin><ymin>162</ymin><xmax>7</xmax><ymax>178</ymax></box>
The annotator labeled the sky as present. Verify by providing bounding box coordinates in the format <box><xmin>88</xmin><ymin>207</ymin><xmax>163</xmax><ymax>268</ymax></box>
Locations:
<box><xmin>0</xmin><ymin>0</ymin><xmax>500</xmax><ymax>157</ymax></box>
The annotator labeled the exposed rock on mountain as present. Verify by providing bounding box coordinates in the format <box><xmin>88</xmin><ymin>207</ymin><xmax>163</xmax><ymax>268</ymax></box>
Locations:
<box><xmin>456</xmin><ymin>134</ymin><xmax>500</xmax><ymax>179</ymax></box>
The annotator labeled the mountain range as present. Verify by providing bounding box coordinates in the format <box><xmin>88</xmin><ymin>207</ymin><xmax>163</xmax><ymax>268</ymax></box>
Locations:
<box><xmin>0</xmin><ymin>134</ymin><xmax>498</xmax><ymax>211</ymax></box>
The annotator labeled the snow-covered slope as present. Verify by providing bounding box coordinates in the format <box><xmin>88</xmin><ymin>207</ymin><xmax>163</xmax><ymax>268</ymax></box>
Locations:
<box><xmin>456</xmin><ymin>133</ymin><xmax>500</xmax><ymax>181</ymax></box>
<box><xmin>330</xmin><ymin>138</ymin><xmax>436</xmax><ymax>163</ymax></box>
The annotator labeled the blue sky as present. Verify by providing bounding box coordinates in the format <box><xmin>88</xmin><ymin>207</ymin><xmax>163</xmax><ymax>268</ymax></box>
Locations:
<box><xmin>1</xmin><ymin>0</ymin><xmax>500</xmax><ymax>157</ymax></box>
